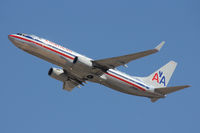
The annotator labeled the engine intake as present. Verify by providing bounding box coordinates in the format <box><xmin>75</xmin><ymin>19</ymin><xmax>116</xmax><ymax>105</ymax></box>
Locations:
<box><xmin>48</xmin><ymin>68</ymin><xmax>69</xmax><ymax>82</ymax></box>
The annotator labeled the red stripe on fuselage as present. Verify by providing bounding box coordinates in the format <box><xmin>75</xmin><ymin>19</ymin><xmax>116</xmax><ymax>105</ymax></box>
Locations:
<box><xmin>106</xmin><ymin>72</ymin><xmax>146</xmax><ymax>91</ymax></box>
<box><xmin>10</xmin><ymin>35</ymin><xmax>75</xmax><ymax>60</ymax></box>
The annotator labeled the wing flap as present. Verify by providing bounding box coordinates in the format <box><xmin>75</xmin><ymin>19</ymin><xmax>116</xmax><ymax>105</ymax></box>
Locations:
<box><xmin>93</xmin><ymin>41</ymin><xmax>165</xmax><ymax>69</ymax></box>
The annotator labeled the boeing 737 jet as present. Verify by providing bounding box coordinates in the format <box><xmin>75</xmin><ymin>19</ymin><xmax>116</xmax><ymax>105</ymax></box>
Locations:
<box><xmin>8</xmin><ymin>33</ymin><xmax>190</xmax><ymax>102</ymax></box>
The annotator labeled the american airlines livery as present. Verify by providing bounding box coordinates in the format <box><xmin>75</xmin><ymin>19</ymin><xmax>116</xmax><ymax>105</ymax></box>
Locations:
<box><xmin>8</xmin><ymin>33</ymin><xmax>190</xmax><ymax>102</ymax></box>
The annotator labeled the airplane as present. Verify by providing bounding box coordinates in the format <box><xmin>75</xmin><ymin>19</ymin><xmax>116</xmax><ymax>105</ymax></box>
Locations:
<box><xmin>8</xmin><ymin>33</ymin><xmax>190</xmax><ymax>102</ymax></box>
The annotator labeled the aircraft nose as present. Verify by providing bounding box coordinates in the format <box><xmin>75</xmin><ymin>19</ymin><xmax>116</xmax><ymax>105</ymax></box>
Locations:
<box><xmin>8</xmin><ymin>34</ymin><xmax>17</xmax><ymax>43</ymax></box>
<box><xmin>8</xmin><ymin>34</ymin><xmax>14</xmax><ymax>41</ymax></box>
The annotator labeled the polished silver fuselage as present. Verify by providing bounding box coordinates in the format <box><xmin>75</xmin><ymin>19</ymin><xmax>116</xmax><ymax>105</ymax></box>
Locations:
<box><xmin>8</xmin><ymin>34</ymin><xmax>162</xmax><ymax>98</ymax></box>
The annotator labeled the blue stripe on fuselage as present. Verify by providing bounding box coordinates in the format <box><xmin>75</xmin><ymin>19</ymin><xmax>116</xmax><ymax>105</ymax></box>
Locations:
<box><xmin>24</xmin><ymin>35</ymin><xmax>75</xmax><ymax>58</ymax></box>
<box><xmin>108</xmin><ymin>70</ymin><xmax>150</xmax><ymax>89</ymax></box>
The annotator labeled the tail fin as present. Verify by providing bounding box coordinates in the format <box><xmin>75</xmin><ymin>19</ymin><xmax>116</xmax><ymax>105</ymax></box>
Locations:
<box><xmin>140</xmin><ymin>61</ymin><xmax>177</xmax><ymax>88</ymax></box>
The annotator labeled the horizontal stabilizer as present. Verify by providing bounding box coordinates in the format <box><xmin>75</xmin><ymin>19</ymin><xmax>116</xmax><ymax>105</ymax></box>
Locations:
<box><xmin>155</xmin><ymin>85</ymin><xmax>190</xmax><ymax>95</ymax></box>
<box><xmin>150</xmin><ymin>85</ymin><xmax>190</xmax><ymax>103</ymax></box>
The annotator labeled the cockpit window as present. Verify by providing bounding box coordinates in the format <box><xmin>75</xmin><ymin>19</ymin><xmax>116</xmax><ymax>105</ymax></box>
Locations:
<box><xmin>17</xmin><ymin>33</ymin><xmax>27</xmax><ymax>36</ymax></box>
<box><xmin>17</xmin><ymin>33</ymin><xmax>22</xmax><ymax>35</ymax></box>
<box><xmin>16</xmin><ymin>33</ymin><xmax>43</xmax><ymax>43</ymax></box>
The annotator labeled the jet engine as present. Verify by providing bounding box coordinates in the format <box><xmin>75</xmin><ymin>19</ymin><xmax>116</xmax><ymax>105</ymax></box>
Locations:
<box><xmin>48</xmin><ymin>68</ymin><xmax>69</xmax><ymax>82</ymax></box>
<box><xmin>76</xmin><ymin>56</ymin><xmax>93</xmax><ymax>67</ymax></box>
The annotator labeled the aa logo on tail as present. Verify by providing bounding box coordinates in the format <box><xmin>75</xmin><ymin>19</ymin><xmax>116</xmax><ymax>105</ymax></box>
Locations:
<box><xmin>152</xmin><ymin>71</ymin><xmax>166</xmax><ymax>86</ymax></box>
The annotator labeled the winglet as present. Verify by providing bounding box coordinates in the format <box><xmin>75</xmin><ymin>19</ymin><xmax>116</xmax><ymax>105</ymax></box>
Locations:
<box><xmin>155</xmin><ymin>41</ymin><xmax>165</xmax><ymax>51</ymax></box>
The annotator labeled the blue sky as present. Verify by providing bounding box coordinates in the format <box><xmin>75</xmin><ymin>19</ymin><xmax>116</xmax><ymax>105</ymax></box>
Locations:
<box><xmin>1</xmin><ymin>0</ymin><xmax>199</xmax><ymax>132</ymax></box>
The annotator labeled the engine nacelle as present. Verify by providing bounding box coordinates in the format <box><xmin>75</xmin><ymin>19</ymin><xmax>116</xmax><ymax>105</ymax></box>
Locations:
<box><xmin>77</xmin><ymin>56</ymin><xmax>93</xmax><ymax>67</ymax></box>
<box><xmin>48</xmin><ymin>68</ymin><xmax>68</xmax><ymax>82</ymax></box>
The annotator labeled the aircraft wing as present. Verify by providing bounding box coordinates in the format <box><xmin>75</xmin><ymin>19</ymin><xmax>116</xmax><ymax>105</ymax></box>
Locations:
<box><xmin>92</xmin><ymin>41</ymin><xmax>165</xmax><ymax>70</ymax></box>
<box><xmin>62</xmin><ymin>69</ymin><xmax>85</xmax><ymax>91</ymax></box>
<box><xmin>63</xmin><ymin>80</ymin><xmax>81</xmax><ymax>91</ymax></box>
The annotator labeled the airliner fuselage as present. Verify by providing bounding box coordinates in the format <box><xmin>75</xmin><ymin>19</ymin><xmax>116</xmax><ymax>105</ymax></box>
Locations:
<box><xmin>8</xmin><ymin>33</ymin><xmax>189</xmax><ymax>102</ymax></box>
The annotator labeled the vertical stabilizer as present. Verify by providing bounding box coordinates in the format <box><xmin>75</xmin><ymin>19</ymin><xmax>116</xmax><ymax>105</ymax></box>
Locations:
<box><xmin>140</xmin><ymin>61</ymin><xmax>177</xmax><ymax>88</ymax></box>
